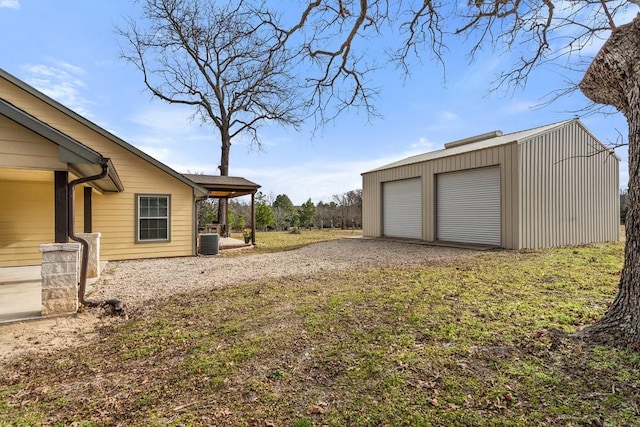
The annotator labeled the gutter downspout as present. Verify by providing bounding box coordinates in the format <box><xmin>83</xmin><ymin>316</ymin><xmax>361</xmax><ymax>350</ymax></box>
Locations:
<box><xmin>68</xmin><ymin>161</ymin><xmax>123</xmax><ymax>312</ymax></box>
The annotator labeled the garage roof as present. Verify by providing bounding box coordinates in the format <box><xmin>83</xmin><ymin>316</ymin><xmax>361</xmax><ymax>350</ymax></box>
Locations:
<box><xmin>363</xmin><ymin>119</ymin><xmax>604</xmax><ymax>174</ymax></box>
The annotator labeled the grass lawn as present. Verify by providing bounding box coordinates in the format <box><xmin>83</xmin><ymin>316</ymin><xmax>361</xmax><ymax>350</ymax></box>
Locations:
<box><xmin>1</xmin><ymin>233</ymin><xmax>639</xmax><ymax>426</ymax></box>
<box><xmin>228</xmin><ymin>228</ymin><xmax>363</xmax><ymax>254</ymax></box>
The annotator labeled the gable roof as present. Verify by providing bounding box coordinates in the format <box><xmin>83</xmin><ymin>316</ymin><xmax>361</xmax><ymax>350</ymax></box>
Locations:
<box><xmin>0</xmin><ymin>67</ymin><xmax>208</xmax><ymax>197</ymax></box>
<box><xmin>183</xmin><ymin>174</ymin><xmax>261</xmax><ymax>198</ymax></box>
<box><xmin>364</xmin><ymin>119</ymin><xmax>616</xmax><ymax>174</ymax></box>
<box><xmin>0</xmin><ymin>97</ymin><xmax>124</xmax><ymax>192</ymax></box>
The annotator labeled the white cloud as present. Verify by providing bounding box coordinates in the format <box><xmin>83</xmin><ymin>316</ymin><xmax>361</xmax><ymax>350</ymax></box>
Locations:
<box><xmin>437</xmin><ymin>110</ymin><xmax>459</xmax><ymax>123</ymax></box>
<box><xmin>242</xmin><ymin>144</ymin><xmax>438</xmax><ymax>204</ymax></box>
<box><xmin>118</xmin><ymin>104</ymin><xmax>217</xmax><ymax>165</ymax></box>
<box><xmin>136</xmin><ymin>146</ymin><xmax>173</xmax><ymax>163</ymax></box>
<box><xmin>423</xmin><ymin>110</ymin><xmax>463</xmax><ymax>135</ymax></box>
<box><xmin>411</xmin><ymin>136</ymin><xmax>437</xmax><ymax>150</ymax></box>
<box><xmin>234</xmin><ymin>159</ymin><xmax>369</xmax><ymax>204</ymax></box>
<box><xmin>173</xmin><ymin>135</ymin><xmax>442</xmax><ymax>205</ymax></box>
<box><xmin>0</xmin><ymin>0</ymin><xmax>19</xmax><ymax>9</ymax></box>
<box><xmin>129</xmin><ymin>105</ymin><xmax>197</xmax><ymax>133</ymax></box>
<box><xmin>500</xmin><ymin>100</ymin><xmax>540</xmax><ymax>114</ymax></box>
<box><xmin>127</xmin><ymin>104</ymin><xmax>279</xmax><ymax>150</ymax></box>
<box><xmin>551</xmin><ymin>2</ymin><xmax>637</xmax><ymax>58</ymax></box>
<box><xmin>23</xmin><ymin>60</ymin><xmax>92</xmax><ymax>117</ymax></box>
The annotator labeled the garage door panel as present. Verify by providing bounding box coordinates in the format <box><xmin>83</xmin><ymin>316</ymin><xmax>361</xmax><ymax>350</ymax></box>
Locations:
<box><xmin>437</xmin><ymin>167</ymin><xmax>501</xmax><ymax>246</ymax></box>
<box><xmin>383</xmin><ymin>178</ymin><xmax>422</xmax><ymax>239</ymax></box>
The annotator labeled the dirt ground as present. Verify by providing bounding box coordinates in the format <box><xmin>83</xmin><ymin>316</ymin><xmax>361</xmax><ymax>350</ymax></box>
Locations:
<box><xmin>0</xmin><ymin>309</ymin><xmax>122</xmax><ymax>362</ymax></box>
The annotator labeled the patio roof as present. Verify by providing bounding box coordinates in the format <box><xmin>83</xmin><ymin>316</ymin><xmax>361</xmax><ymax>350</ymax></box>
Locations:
<box><xmin>0</xmin><ymin>98</ymin><xmax>124</xmax><ymax>193</ymax></box>
<box><xmin>183</xmin><ymin>174</ymin><xmax>261</xmax><ymax>198</ymax></box>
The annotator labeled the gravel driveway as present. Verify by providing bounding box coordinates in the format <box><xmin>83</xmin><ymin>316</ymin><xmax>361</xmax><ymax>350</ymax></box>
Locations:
<box><xmin>0</xmin><ymin>238</ymin><xmax>483</xmax><ymax>361</ymax></box>
<box><xmin>88</xmin><ymin>238</ymin><xmax>482</xmax><ymax>309</ymax></box>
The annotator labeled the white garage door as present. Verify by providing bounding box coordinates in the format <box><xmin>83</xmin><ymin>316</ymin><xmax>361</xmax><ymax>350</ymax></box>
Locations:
<box><xmin>382</xmin><ymin>178</ymin><xmax>422</xmax><ymax>239</ymax></box>
<box><xmin>437</xmin><ymin>167</ymin><xmax>501</xmax><ymax>246</ymax></box>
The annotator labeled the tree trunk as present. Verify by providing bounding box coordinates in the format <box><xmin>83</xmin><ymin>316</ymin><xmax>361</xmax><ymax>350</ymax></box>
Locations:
<box><xmin>218</xmin><ymin>132</ymin><xmax>231</xmax><ymax>237</ymax></box>
<box><xmin>577</xmin><ymin>15</ymin><xmax>640</xmax><ymax>346</ymax></box>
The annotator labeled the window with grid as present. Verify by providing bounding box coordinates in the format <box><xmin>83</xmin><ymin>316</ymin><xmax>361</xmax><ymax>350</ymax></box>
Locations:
<box><xmin>136</xmin><ymin>195</ymin><xmax>170</xmax><ymax>242</ymax></box>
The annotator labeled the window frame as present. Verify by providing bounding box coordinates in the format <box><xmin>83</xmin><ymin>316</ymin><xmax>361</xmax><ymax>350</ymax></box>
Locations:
<box><xmin>135</xmin><ymin>194</ymin><xmax>171</xmax><ymax>243</ymax></box>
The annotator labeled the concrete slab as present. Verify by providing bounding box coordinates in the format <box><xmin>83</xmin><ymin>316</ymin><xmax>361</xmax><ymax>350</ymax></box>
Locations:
<box><xmin>0</xmin><ymin>265</ymin><xmax>40</xmax><ymax>285</ymax></box>
<box><xmin>0</xmin><ymin>261</ymin><xmax>108</xmax><ymax>324</ymax></box>
<box><xmin>219</xmin><ymin>237</ymin><xmax>251</xmax><ymax>250</ymax></box>
<box><xmin>0</xmin><ymin>280</ymin><xmax>41</xmax><ymax>323</ymax></box>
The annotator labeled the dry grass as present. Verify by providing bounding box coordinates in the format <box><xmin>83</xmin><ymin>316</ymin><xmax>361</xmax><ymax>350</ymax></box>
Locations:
<box><xmin>1</xmin><ymin>236</ymin><xmax>638</xmax><ymax>426</ymax></box>
<box><xmin>238</xmin><ymin>228</ymin><xmax>362</xmax><ymax>252</ymax></box>
<box><xmin>227</xmin><ymin>228</ymin><xmax>362</xmax><ymax>255</ymax></box>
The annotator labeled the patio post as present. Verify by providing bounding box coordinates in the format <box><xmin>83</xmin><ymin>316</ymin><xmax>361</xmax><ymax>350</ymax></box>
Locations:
<box><xmin>251</xmin><ymin>191</ymin><xmax>256</xmax><ymax>245</ymax></box>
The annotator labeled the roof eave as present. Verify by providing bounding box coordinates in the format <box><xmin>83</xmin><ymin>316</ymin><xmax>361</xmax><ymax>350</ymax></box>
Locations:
<box><xmin>0</xmin><ymin>67</ymin><xmax>206</xmax><ymax>195</ymax></box>
<box><xmin>1</xmin><ymin>98</ymin><xmax>102</xmax><ymax>164</ymax></box>
<box><xmin>1</xmin><ymin>98</ymin><xmax>124</xmax><ymax>192</ymax></box>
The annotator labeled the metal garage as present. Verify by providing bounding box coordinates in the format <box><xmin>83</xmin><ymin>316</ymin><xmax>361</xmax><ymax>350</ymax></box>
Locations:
<box><xmin>436</xmin><ymin>166</ymin><xmax>501</xmax><ymax>246</ymax></box>
<box><xmin>361</xmin><ymin>119</ymin><xmax>620</xmax><ymax>249</ymax></box>
<box><xmin>382</xmin><ymin>177</ymin><xmax>422</xmax><ymax>239</ymax></box>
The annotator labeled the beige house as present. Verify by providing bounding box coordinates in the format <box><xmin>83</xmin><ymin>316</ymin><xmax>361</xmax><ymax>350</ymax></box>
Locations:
<box><xmin>0</xmin><ymin>67</ymin><xmax>209</xmax><ymax>269</ymax></box>
<box><xmin>362</xmin><ymin>119</ymin><xmax>620</xmax><ymax>249</ymax></box>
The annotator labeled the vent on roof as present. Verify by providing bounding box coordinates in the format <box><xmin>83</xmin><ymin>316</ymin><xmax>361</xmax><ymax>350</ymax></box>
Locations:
<box><xmin>444</xmin><ymin>130</ymin><xmax>503</xmax><ymax>149</ymax></box>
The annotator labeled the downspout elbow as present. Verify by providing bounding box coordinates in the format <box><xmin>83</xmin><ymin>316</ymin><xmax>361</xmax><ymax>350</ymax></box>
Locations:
<box><xmin>67</xmin><ymin>161</ymin><xmax>123</xmax><ymax>313</ymax></box>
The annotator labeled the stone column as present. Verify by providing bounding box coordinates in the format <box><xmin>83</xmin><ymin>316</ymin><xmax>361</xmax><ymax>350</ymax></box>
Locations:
<box><xmin>76</xmin><ymin>232</ymin><xmax>101</xmax><ymax>279</ymax></box>
<box><xmin>40</xmin><ymin>242</ymin><xmax>80</xmax><ymax>316</ymax></box>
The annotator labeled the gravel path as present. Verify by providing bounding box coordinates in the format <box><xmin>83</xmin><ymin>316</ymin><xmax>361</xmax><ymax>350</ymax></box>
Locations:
<box><xmin>89</xmin><ymin>238</ymin><xmax>482</xmax><ymax>309</ymax></box>
<box><xmin>1</xmin><ymin>238</ymin><xmax>481</xmax><ymax>362</ymax></box>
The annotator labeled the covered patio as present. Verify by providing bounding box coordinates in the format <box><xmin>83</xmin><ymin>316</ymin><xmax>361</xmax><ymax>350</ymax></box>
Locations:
<box><xmin>183</xmin><ymin>174</ymin><xmax>261</xmax><ymax>248</ymax></box>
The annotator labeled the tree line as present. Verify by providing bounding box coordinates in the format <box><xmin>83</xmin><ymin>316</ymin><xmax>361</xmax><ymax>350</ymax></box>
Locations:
<box><xmin>197</xmin><ymin>189</ymin><xmax>362</xmax><ymax>232</ymax></box>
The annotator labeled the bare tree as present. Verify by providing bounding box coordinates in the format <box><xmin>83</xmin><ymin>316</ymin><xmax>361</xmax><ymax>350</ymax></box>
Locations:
<box><xmin>273</xmin><ymin>1</ymin><xmax>638</xmax><ymax>345</ymax></box>
<box><xmin>333</xmin><ymin>189</ymin><xmax>362</xmax><ymax>229</ymax></box>
<box><xmin>118</xmin><ymin>0</ymin><xmax>304</xmax><ymax>232</ymax></box>
<box><xmin>274</xmin><ymin>2</ymin><xmax>635</xmax><ymax>113</ymax></box>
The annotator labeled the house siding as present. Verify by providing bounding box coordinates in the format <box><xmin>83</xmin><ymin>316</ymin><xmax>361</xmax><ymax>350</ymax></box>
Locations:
<box><xmin>91</xmin><ymin>169</ymin><xmax>194</xmax><ymax>260</ymax></box>
<box><xmin>0</xmin><ymin>74</ymin><xmax>197</xmax><ymax>262</ymax></box>
<box><xmin>518</xmin><ymin>121</ymin><xmax>619</xmax><ymax>249</ymax></box>
<box><xmin>362</xmin><ymin>143</ymin><xmax>519</xmax><ymax>248</ymax></box>
<box><xmin>0</xmin><ymin>179</ymin><xmax>54</xmax><ymax>266</ymax></box>
<box><xmin>0</xmin><ymin>114</ymin><xmax>66</xmax><ymax>170</ymax></box>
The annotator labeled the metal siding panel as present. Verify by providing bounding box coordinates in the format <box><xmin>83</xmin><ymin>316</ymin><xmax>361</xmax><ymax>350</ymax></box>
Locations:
<box><xmin>519</xmin><ymin>121</ymin><xmax>619</xmax><ymax>248</ymax></box>
<box><xmin>424</xmin><ymin>164</ymin><xmax>434</xmax><ymax>241</ymax></box>
<box><xmin>437</xmin><ymin>166</ymin><xmax>501</xmax><ymax>245</ymax></box>
<box><xmin>362</xmin><ymin>173</ymin><xmax>380</xmax><ymax>237</ymax></box>
<box><xmin>509</xmin><ymin>144</ymin><xmax>520</xmax><ymax>249</ymax></box>
<box><xmin>382</xmin><ymin>178</ymin><xmax>422</xmax><ymax>238</ymax></box>
<box><xmin>503</xmin><ymin>147</ymin><xmax>510</xmax><ymax>246</ymax></box>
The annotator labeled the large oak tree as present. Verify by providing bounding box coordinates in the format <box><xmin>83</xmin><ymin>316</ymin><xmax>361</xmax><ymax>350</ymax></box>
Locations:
<box><xmin>118</xmin><ymin>0</ymin><xmax>304</xmax><ymax>231</ymax></box>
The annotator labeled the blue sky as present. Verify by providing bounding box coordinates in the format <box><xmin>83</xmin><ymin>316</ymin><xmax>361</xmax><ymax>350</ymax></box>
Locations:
<box><xmin>0</xmin><ymin>1</ymin><xmax>632</xmax><ymax>204</ymax></box>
